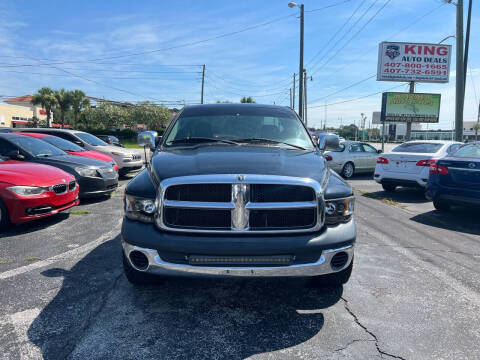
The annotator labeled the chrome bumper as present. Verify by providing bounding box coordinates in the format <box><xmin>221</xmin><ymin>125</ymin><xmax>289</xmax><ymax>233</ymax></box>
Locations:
<box><xmin>122</xmin><ymin>240</ymin><xmax>354</xmax><ymax>278</ymax></box>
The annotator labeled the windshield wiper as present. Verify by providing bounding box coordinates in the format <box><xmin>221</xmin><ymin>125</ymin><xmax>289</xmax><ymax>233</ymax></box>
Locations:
<box><xmin>168</xmin><ymin>137</ymin><xmax>238</xmax><ymax>145</ymax></box>
<box><xmin>233</xmin><ymin>138</ymin><xmax>306</xmax><ymax>150</ymax></box>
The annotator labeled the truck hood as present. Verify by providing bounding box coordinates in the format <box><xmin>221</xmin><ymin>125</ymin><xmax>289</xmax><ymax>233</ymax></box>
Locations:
<box><xmin>151</xmin><ymin>145</ymin><xmax>328</xmax><ymax>184</ymax></box>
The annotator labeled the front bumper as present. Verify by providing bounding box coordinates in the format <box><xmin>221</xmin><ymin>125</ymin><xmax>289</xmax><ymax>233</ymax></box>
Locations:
<box><xmin>77</xmin><ymin>176</ymin><xmax>118</xmax><ymax>198</ymax></box>
<box><xmin>121</xmin><ymin>217</ymin><xmax>356</xmax><ymax>278</ymax></box>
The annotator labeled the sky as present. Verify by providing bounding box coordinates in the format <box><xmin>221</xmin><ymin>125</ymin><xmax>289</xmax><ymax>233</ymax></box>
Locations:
<box><xmin>0</xmin><ymin>0</ymin><xmax>479</xmax><ymax>130</ymax></box>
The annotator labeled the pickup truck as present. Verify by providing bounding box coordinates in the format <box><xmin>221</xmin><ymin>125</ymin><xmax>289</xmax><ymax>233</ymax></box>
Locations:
<box><xmin>121</xmin><ymin>104</ymin><xmax>356</xmax><ymax>286</ymax></box>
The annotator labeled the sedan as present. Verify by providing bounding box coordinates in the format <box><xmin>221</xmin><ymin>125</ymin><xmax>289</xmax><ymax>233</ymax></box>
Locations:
<box><xmin>425</xmin><ymin>142</ymin><xmax>480</xmax><ymax>211</ymax></box>
<box><xmin>0</xmin><ymin>158</ymin><xmax>79</xmax><ymax>231</ymax></box>
<box><xmin>324</xmin><ymin>141</ymin><xmax>382</xmax><ymax>178</ymax></box>
<box><xmin>374</xmin><ymin>140</ymin><xmax>463</xmax><ymax>191</ymax></box>
<box><xmin>19</xmin><ymin>132</ymin><xmax>119</xmax><ymax>171</ymax></box>
<box><xmin>0</xmin><ymin>134</ymin><xmax>118</xmax><ymax>198</ymax></box>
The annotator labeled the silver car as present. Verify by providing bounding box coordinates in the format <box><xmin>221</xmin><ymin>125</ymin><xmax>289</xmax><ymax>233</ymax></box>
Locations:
<box><xmin>324</xmin><ymin>141</ymin><xmax>382</xmax><ymax>178</ymax></box>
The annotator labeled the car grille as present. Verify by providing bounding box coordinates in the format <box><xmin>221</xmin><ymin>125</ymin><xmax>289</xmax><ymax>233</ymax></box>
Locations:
<box><xmin>159</xmin><ymin>175</ymin><xmax>322</xmax><ymax>234</ymax></box>
<box><xmin>132</xmin><ymin>154</ymin><xmax>142</xmax><ymax>160</ymax></box>
<box><xmin>52</xmin><ymin>183</ymin><xmax>67</xmax><ymax>194</ymax></box>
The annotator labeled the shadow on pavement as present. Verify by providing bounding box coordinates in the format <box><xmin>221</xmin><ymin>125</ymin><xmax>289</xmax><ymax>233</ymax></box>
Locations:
<box><xmin>361</xmin><ymin>187</ymin><xmax>429</xmax><ymax>205</ymax></box>
<box><xmin>410</xmin><ymin>208</ymin><xmax>480</xmax><ymax>236</ymax></box>
<box><xmin>0</xmin><ymin>213</ymin><xmax>70</xmax><ymax>238</ymax></box>
<box><xmin>28</xmin><ymin>236</ymin><xmax>342</xmax><ymax>359</ymax></box>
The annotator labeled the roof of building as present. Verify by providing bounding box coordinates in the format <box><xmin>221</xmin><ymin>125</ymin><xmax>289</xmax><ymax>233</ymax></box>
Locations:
<box><xmin>4</xmin><ymin>95</ymin><xmax>33</xmax><ymax>103</ymax></box>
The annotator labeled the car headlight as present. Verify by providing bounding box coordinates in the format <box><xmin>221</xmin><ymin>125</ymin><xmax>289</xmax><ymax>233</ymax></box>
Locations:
<box><xmin>124</xmin><ymin>193</ymin><xmax>156</xmax><ymax>223</ymax></box>
<box><xmin>7</xmin><ymin>186</ymin><xmax>47</xmax><ymax>196</ymax></box>
<box><xmin>75</xmin><ymin>167</ymin><xmax>100</xmax><ymax>178</ymax></box>
<box><xmin>325</xmin><ymin>196</ymin><xmax>354</xmax><ymax>225</ymax></box>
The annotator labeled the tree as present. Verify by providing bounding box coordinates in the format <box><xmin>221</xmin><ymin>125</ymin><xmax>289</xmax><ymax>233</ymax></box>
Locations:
<box><xmin>70</xmin><ymin>90</ymin><xmax>89</xmax><ymax>129</ymax></box>
<box><xmin>338</xmin><ymin>124</ymin><xmax>358</xmax><ymax>140</ymax></box>
<box><xmin>53</xmin><ymin>89</ymin><xmax>72</xmax><ymax>128</ymax></box>
<box><xmin>240</xmin><ymin>96</ymin><xmax>255</xmax><ymax>103</ymax></box>
<box><xmin>27</xmin><ymin>116</ymin><xmax>39</xmax><ymax>128</ymax></box>
<box><xmin>31</xmin><ymin>87</ymin><xmax>56</xmax><ymax>127</ymax></box>
<box><xmin>474</xmin><ymin>122</ymin><xmax>480</xmax><ymax>141</ymax></box>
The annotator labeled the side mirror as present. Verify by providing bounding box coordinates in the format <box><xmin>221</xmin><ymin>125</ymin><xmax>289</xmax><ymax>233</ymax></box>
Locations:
<box><xmin>8</xmin><ymin>149</ymin><xmax>24</xmax><ymax>160</ymax></box>
<box><xmin>318</xmin><ymin>134</ymin><xmax>340</xmax><ymax>151</ymax></box>
<box><xmin>377</xmin><ymin>149</ymin><xmax>383</xmax><ymax>154</ymax></box>
<box><xmin>137</xmin><ymin>131</ymin><xmax>156</xmax><ymax>149</ymax></box>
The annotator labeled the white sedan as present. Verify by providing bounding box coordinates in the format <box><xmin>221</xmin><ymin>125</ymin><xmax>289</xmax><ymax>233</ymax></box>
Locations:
<box><xmin>374</xmin><ymin>140</ymin><xmax>463</xmax><ymax>191</ymax></box>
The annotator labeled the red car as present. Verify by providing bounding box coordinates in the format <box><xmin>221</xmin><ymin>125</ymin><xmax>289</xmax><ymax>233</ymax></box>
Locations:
<box><xmin>0</xmin><ymin>158</ymin><xmax>79</xmax><ymax>230</ymax></box>
<box><xmin>19</xmin><ymin>132</ymin><xmax>119</xmax><ymax>171</ymax></box>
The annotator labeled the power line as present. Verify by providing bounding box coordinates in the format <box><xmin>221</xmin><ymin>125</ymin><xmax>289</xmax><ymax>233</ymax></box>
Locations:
<box><xmin>204</xmin><ymin>75</ymin><xmax>289</xmax><ymax>98</ymax></box>
<box><xmin>309</xmin><ymin>75</ymin><xmax>376</xmax><ymax>103</ymax></box>
<box><xmin>206</xmin><ymin>70</ymin><xmax>293</xmax><ymax>93</ymax></box>
<box><xmin>305</xmin><ymin>0</ymin><xmax>352</xmax><ymax>12</ymax></box>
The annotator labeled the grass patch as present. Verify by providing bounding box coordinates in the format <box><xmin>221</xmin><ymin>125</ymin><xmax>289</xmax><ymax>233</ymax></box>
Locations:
<box><xmin>24</xmin><ymin>257</ymin><xmax>40</xmax><ymax>262</ymax></box>
<box><xmin>123</xmin><ymin>140</ymin><xmax>142</xmax><ymax>149</ymax></box>
<box><xmin>0</xmin><ymin>260</ymin><xmax>8</xmax><ymax>264</ymax></box>
<box><xmin>70</xmin><ymin>210</ymin><xmax>92</xmax><ymax>215</ymax></box>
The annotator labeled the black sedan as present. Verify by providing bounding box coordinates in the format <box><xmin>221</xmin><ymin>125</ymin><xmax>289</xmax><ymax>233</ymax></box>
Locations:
<box><xmin>0</xmin><ymin>134</ymin><xmax>118</xmax><ymax>198</ymax></box>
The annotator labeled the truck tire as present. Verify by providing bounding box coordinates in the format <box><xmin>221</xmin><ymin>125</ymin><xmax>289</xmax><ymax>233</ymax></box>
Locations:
<box><xmin>433</xmin><ymin>198</ymin><xmax>450</xmax><ymax>211</ymax></box>
<box><xmin>122</xmin><ymin>252</ymin><xmax>158</xmax><ymax>285</ymax></box>
<box><xmin>311</xmin><ymin>257</ymin><xmax>353</xmax><ymax>287</ymax></box>
<box><xmin>0</xmin><ymin>199</ymin><xmax>10</xmax><ymax>232</ymax></box>
<box><xmin>382</xmin><ymin>183</ymin><xmax>396</xmax><ymax>192</ymax></box>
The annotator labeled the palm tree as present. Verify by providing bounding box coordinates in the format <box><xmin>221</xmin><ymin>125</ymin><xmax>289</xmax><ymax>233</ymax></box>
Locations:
<box><xmin>474</xmin><ymin>122</ymin><xmax>480</xmax><ymax>142</ymax></box>
<box><xmin>31</xmin><ymin>87</ymin><xmax>56</xmax><ymax>127</ymax></box>
<box><xmin>53</xmin><ymin>89</ymin><xmax>72</xmax><ymax>129</ymax></box>
<box><xmin>70</xmin><ymin>90</ymin><xmax>89</xmax><ymax>129</ymax></box>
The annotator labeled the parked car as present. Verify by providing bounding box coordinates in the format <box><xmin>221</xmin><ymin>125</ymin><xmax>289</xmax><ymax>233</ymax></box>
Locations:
<box><xmin>11</xmin><ymin>129</ymin><xmax>143</xmax><ymax>175</ymax></box>
<box><xmin>19</xmin><ymin>132</ymin><xmax>119</xmax><ymax>171</ymax></box>
<box><xmin>324</xmin><ymin>141</ymin><xmax>382</xmax><ymax>178</ymax></box>
<box><xmin>97</xmin><ymin>135</ymin><xmax>123</xmax><ymax>147</ymax></box>
<box><xmin>374</xmin><ymin>140</ymin><xmax>463</xmax><ymax>191</ymax></box>
<box><xmin>425</xmin><ymin>142</ymin><xmax>480</xmax><ymax>211</ymax></box>
<box><xmin>121</xmin><ymin>104</ymin><xmax>355</xmax><ymax>287</ymax></box>
<box><xmin>0</xmin><ymin>158</ymin><xmax>79</xmax><ymax>231</ymax></box>
<box><xmin>0</xmin><ymin>134</ymin><xmax>118</xmax><ymax>198</ymax></box>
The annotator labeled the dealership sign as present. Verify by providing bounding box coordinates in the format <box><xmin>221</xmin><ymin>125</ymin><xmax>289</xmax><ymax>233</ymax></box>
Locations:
<box><xmin>377</xmin><ymin>42</ymin><xmax>452</xmax><ymax>83</ymax></box>
<box><xmin>381</xmin><ymin>92</ymin><xmax>441</xmax><ymax>123</ymax></box>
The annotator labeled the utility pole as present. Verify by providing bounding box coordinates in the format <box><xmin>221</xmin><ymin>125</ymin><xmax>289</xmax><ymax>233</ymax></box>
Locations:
<box><xmin>455</xmin><ymin>0</ymin><xmax>464</xmax><ymax>142</ymax></box>
<box><xmin>303</xmin><ymin>69</ymin><xmax>308</xmax><ymax>127</ymax></box>
<box><xmin>298</xmin><ymin>4</ymin><xmax>305</xmax><ymax>120</ymax></box>
<box><xmin>324</xmin><ymin>101</ymin><xmax>327</xmax><ymax>130</ymax></box>
<box><xmin>293</xmin><ymin>73</ymin><xmax>296</xmax><ymax>111</ymax></box>
<box><xmin>405</xmin><ymin>81</ymin><xmax>415</xmax><ymax>141</ymax></box>
<box><xmin>463</xmin><ymin>0</ymin><xmax>472</xmax><ymax>96</ymax></box>
<box><xmin>201</xmin><ymin>64</ymin><xmax>205</xmax><ymax>104</ymax></box>
<box><xmin>289</xmin><ymin>88</ymin><xmax>293</xmax><ymax>108</ymax></box>
<box><xmin>361</xmin><ymin>113</ymin><xmax>367</xmax><ymax>141</ymax></box>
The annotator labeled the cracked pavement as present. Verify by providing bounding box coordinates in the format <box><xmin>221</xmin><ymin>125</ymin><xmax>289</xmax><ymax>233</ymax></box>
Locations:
<box><xmin>0</xmin><ymin>175</ymin><xmax>479</xmax><ymax>359</ymax></box>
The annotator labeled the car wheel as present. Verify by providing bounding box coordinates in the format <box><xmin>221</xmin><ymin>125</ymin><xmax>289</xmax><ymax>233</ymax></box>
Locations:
<box><xmin>122</xmin><ymin>252</ymin><xmax>158</xmax><ymax>285</ymax></box>
<box><xmin>433</xmin><ymin>198</ymin><xmax>450</xmax><ymax>211</ymax></box>
<box><xmin>341</xmin><ymin>162</ymin><xmax>355</xmax><ymax>179</ymax></box>
<box><xmin>382</xmin><ymin>184</ymin><xmax>396</xmax><ymax>192</ymax></box>
<box><xmin>311</xmin><ymin>257</ymin><xmax>353</xmax><ymax>287</ymax></box>
<box><xmin>0</xmin><ymin>199</ymin><xmax>10</xmax><ymax>232</ymax></box>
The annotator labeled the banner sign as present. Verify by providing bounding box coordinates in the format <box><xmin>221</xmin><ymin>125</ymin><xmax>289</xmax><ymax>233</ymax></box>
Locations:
<box><xmin>381</xmin><ymin>92</ymin><xmax>441</xmax><ymax>123</ymax></box>
<box><xmin>377</xmin><ymin>42</ymin><xmax>451</xmax><ymax>83</ymax></box>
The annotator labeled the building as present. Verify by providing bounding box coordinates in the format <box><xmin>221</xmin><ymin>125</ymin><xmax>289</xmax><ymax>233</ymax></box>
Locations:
<box><xmin>380</xmin><ymin>122</ymin><xmax>423</xmax><ymax>141</ymax></box>
<box><xmin>463</xmin><ymin>121</ymin><xmax>480</xmax><ymax>141</ymax></box>
<box><xmin>0</xmin><ymin>95</ymin><xmax>47</xmax><ymax>128</ymax></box>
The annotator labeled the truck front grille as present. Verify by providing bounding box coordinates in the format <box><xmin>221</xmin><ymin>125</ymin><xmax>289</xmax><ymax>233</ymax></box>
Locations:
<box><xmin>158</xmin><ymin>175</ymin><xmax>324</xmax><ymax>234</ymax></box>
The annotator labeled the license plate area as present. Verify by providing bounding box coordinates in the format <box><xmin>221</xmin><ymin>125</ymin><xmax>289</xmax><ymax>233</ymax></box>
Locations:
<box><xmin>188</xmin><ymin>254</ymin><xmax>293</xmax><ymax>267</ymax></box>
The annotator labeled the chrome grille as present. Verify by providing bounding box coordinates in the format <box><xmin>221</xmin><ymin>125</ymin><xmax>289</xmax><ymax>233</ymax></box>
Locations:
<box><xmin>157</xmin><ymin>174</ymin><xmax>324</xmax><ymax>234</ymax></box>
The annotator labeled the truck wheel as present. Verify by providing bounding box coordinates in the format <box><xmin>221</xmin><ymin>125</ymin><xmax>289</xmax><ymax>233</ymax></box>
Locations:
<box><xmin>382</xmin><ymin>184</ymin><xmax>396</xmax><ymax>192</ymax></box>
<box><xmin>433</xmin><ymin>198</ymin><xmax>450</xmax><ymax>211</ymax></box>
<box><xmin>122</xmin><ymin>252</ymin><xmax>158</xmax><ymax>285</ymax></box>
<box><xmin>341</xmin><ymin>162</ymin><xmax>355</xmax><ymax>178</ymax></box>
<box><xmin>0</xmin><ymin>199</ymin><xmax>11</xmax><ymax>232</ymax></box>
<box><xmin>312</xmin><ymin>257</ymin><xmax>353</xmax><ymax>287</ymax></box>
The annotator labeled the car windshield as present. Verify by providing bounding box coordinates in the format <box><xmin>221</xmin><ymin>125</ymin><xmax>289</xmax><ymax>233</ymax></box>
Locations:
<box><xmin>75</xmin><ymin>132</ymin><xmax>108</xmax><ymax>146</ymax></box>
<box><xmin>42</xmin><ymin>136</ymin><xmax>84</xmax><ymax>152</ymax></box>
<box><xmin>451</xmin><ymin>144</ymin><xmax>480</xmax><ymax>158</ymax></box>
<box><xmin>10</xmin><ymin>136</ymin><xmax>66</xmax><ymax>157</ymax></box>
<box><xmin>392</xmin><ymin>142</ymin><xmax>443</xmax><ymax>153</ymax></box>
<box><xmin>165</xmin><ymin>107</ymin><xmax>314</xmax><ymax>150</ymax></box>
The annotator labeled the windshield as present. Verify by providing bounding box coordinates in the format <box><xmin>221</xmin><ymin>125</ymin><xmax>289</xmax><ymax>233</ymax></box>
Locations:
<box><xmin>10</xmin><ymin>136</ymin><xmax>66</xmax><ymax>157</ymax></box>
<box><xmin>75</xmin><ymin>132</ymin><xmax>108</xmax><ymax>146</ymax></box>
<box><xmin>451</xmin><ymin>144</ymin><xmax>480</xmax><ymax>158</ymax></box>
<box><xmin>165</xmin><ymin>109</ymin><xmax>314</xmax><ymax>150</ymax></box>
<box><xmin>392</xmin><ymin>142</ymin><xmax>443</xmax><ymax>154</ymax></box>
<box><xmin>42</xmin><ymin>136</ymin><xmax>84</xmax><ymax>152</ymax></box>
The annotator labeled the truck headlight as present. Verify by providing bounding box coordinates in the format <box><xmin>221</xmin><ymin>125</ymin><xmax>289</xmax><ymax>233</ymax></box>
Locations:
<box><xmin>325</xmin><ymin>196</ymin><xmax>354</xmax><ymax>225</ymax></box>
<box><xmin>75</xmin><ymin>167</ymin><xmax>100</xmax><ymax>178</ymax></box>
<box><xmin>124</xmin><ymin>194</ymin><xmax>156</xmax><ymax>223</ymax></box>
<box><xmin>7</xmin><ymin>186</ymin><xmax>46</xmax><ymax>196</ymax></box>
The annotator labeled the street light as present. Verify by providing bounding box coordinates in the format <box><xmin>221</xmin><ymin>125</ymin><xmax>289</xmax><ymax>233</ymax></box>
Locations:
<box><xmin>288</xmin><ymin>1</ymin><xmax>304</xmax><ymax>121</ymax></box>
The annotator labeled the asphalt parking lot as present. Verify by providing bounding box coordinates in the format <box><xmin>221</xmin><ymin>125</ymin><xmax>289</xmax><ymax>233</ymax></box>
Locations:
<box><xmin>1</xmin><ymin>171</ymin><xmax>479</xmax><ymax>359</ymax></box>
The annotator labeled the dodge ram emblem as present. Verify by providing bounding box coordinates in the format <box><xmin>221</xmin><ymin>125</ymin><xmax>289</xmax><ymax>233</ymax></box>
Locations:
<box><xmin>237</xmin><ymin>174</ymin><xmax>245</xmax><ymax>182</ymax></box>
<box><xmin>231</xmin><ymin>183</ymin><xmax>249</xmax><ymax>230</ymax></box>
